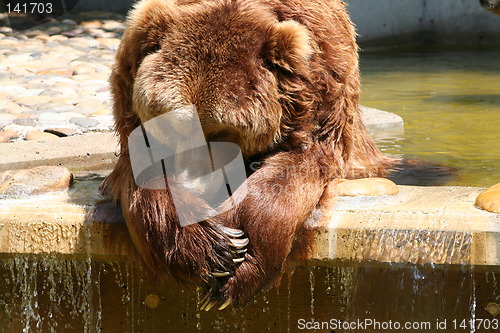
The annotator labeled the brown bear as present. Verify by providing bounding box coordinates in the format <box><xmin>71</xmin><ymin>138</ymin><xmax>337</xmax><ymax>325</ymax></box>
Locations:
<box><xmin>480</xmin><ymin>0</ymin><xmax>500</xmax><ymax>14</ymax></box>
<box><xmin>99</xmin><ymin>0</ymin><xmax>396</xmax><ymax>310</ymax></box>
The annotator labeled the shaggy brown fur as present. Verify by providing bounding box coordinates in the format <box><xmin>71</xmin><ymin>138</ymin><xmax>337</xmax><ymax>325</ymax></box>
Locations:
<box><xmin>100</xmin><ymin>0</ymin><xmax>396</xmax><ymax>309</ymax></box>
<box><xmin>480</xmin><ymin>0</ymin><xmax>500</xmax><ymax>14</ymax></box>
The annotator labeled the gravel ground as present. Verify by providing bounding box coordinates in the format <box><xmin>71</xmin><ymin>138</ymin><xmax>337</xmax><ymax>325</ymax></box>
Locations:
<box><xmin>0</xmin><ymin>11</ymin><xmax>126</xmax><ymax>142</ymax></box>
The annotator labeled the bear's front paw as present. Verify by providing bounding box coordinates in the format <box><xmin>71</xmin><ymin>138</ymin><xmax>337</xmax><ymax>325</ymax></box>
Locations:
<box><xmin>200</xmin><ymin>255</ymin><xmax>263</xmax><ymax>311</ymax></box>
<box><xmin>199</xmin><ymin>225</ymin><xmax>248</xmax><ymax>311</ymax></box>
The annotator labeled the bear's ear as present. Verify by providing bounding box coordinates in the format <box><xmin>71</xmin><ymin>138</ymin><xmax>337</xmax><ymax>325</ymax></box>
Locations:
<box><xmin>264</xmin><ymin>20</ymin><xmax>313</xmax><ymax>72</ymax></box>
<box><xmin>119</xmin><ymin>0</ymin><xmax>176</xmax><ymax>78</ymax></box>
<box><xmin>111</xmin><ymin>0</ymin><xmax>175</xmax><ymax>148</ymax></box>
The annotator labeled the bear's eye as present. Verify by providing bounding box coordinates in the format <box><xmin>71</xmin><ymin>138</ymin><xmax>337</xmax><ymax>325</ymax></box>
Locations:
<box><xmin>247</xmin><ymin>79</ymin><xmax>256</xmax><ymax>89</ymax></box>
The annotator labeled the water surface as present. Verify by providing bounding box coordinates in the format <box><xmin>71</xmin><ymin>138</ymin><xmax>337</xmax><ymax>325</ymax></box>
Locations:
<box><xmin>360</xmin><ymin>47</ymin><xmax>500</xmax><ymax>187</ymax></box>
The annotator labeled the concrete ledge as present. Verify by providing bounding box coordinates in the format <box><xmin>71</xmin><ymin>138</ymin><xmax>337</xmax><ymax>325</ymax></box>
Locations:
<box><xmin>0</xmin><ymin>180</ymin><xmax>498</xmax><ymax>266</ymax></box>
<box><xmin>310</xmin><ymin>186</ymin><xmax>500</xmax><ymax>266</ymax></box>
<box><xmin>0</xmin><ymin>132</ymin><xmax>118</xmax><ymax>172</ymax></box>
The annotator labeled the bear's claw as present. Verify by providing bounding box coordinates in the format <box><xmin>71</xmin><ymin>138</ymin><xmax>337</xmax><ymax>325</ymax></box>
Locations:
<box><xmin>217</xmin><ymin>298</ymin><xmax>232</xmax><ymax>311</ymax></box>
<box><xmin>221</xmin><ymin>226</ymin><xmax>245</xmax><ymax>238</ymax></box>
<box><xmin>228</xmin><ymin>237</ymin><xmax>249</xmax><ymax>248</ymax></box>
<box><xmin>201</xmin><ymin>226</ymin><xmax>247</xmax><ymax>311</ymax></box>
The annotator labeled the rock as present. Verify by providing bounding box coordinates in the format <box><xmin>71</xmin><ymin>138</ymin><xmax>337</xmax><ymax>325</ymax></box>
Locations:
<box><xmin>25</xmin><ymin>131</ymin><xmax>59</xmax><ymax>141</ymax></box>
<box><xmin>19</xmin><ymin>89</ymin><xmax>45</xmax><ymax>97</ymax></box>
<box><xmin>96</xmin><ymin>37</ymin><xmax>120</xmax><ymax>50</ymax></box>
<box><xmin>96</xmin><ymin>86</ymin><xmax>110</xmax><ymax>93</ymax></box>
<box><xmin>2</xmin><ymin>103</ymin><xmax>31</xmax><ymax>114</ymax></box>
<box><xmin>40</xmin><ymin>90</ymin><xmax>63</xmax><ymax>97</ymax></box>
<box><xmin>360</xmin><ymin>105</ymin><xmax>405</xmax><ymax>138</ymax></box>
<box><xmin>14</xmin><ymin>95</ymin><xmax>52</xmax><ymax>107</ymax></box>
<box><xmin>475</xmin><ymin>183</ymin><xmax>500</xmax><ymax>213</ymax></box>
<box><xmin>13</xmin><ymin>118</ymin><xmax>37</xmax><ymax>127</ymax></box>
<box><xmin>33</xmin><ymin>34</ymin><xmax>50</xmax><ymax>42</ymax></box>
<box><xmin>0</xmin><ymin>114</ymin><xmax>16</xmax><ymax>127</ymax></box>
<box><xmin>24</xmin><ymin>30</ymin><xmax>46</xmax><ymax>38</ymax></box>
<box><xmin>61</xmin><ymin>19</ymin><xmax>78</xmax><ymax>26</ymax></box>
<box><xmin>36</xmin><ymin>68</ymin><xmax>74</xmax><ymax>77</ymax></box>
<box><xmin>0</xmin><ymin>166</ymin><xmax>73</xmax><ymax>196</ymax></box>
<box><xmin>92</xmin><ymin>108</ymin><xmax>112</xmax><ymax>116</ymax></box>
<box><xmin>36</xmin><ymin>112</ymin><xmax>84</xmax><ymax>126</ymax></box>
<box><xmin>81</xmin><ymin>20</ymin><xmax>103</xmax><ymax>29</ymax></box>
<box><xmin>102</xmin><ymin>20</ymin><xmax>126</xmax><ymax>31</ymax></box>
<box><xmin>44</xmin><ymin>128</ymin><xmax>78</xmax><ymax>137</ymax></box>
<box><xmin>0</xmin><ymin>130</ymin><xmax>19</xmax><ymax>143</ymax></box>
<box><xmin>336</xmin><ymin>178</ymin><xmax>399</xmax><ymax>197</ymax></box>
<box><xmin>69</xmin><ymin>117</ymin><xmax>99</xmax><ymax>128</ymax></box>
<box><xmin>72</xmin><ymin>64</ymin><xmax>96</xmax><ymax>75</ymax></box>
<box><xmin>48</xmin><ymin>35</ymin><xmax>69</xmax><ymax>42</ymax></box>
<box><xmin>47</xmin><ymin>26</ymin><xmax>63</xmax><ymax>36</ymax></box>
<box><xmin>0</xmin><ymin>85</ymin><xmax>27</xmax><ymax>96</ymax></box>
<box><xmin>51</xmin><ymin>87</ymin><xmax>78</xmax><ymax>97</ymax></box>
<box><xmin>2</xmin><ymin>124</ymin><xmax>35</xmax><ymax>138</ymax></box>
<box><xmin>74</xmin><ymin>101</ymin><xmax>107</xmax><ymax>114</ymax></box>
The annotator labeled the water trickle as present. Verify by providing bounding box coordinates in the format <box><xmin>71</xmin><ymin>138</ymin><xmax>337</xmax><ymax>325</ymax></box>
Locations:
<box><xmin>308</xmin><ymin>267</ymin><xmax>315</xmax><ymax>316</ymax></box>
<box><xmin>286</xmin><ymin>273</ymin><xmax>292</xmax><ymax>333</ymax></box>
<box><xmin>262</xmin><ymin>293</ymin><xmax>270</xmax><ymax>313</ymax></box>
<box><xmin>195</xmin><ymin>287</ymin><xmax>202</xmax><ymax>332</ymax></box>
<box><xmin>470</xmin><ymin>266</ymin><xmax>477</xmax><ymax>333</ymax></box>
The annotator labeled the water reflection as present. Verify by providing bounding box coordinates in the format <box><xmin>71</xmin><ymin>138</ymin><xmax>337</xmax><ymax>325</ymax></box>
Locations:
<box><xmin>360</xmin><ymin>47</ymin><xmax>500</xmax><ymax>187</ymax></box>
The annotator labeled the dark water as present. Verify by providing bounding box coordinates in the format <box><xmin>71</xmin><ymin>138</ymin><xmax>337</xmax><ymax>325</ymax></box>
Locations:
<box><xmin>360</xmin><ymin>47</ymin><xmax>500</xmax><ymax>187</ymax></box>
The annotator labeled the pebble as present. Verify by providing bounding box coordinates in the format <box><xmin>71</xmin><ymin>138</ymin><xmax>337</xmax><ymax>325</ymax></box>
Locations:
<box><xmin>35</xmin><ymin>68</ymin><xmax>74</xmax><ymax>77</ymax></box>
<box><xmin>81</xmin><ymin>20</ymin><xmax>103</xmax><ymax>29</ymax></box>
<box><xmin>13</xmin><ymin>118</ymin><xmax>37</xmax><ymax>127</ymax></box>
<box><xmin>0</xmin><ymin>86</ymin><xmax>27</xmax><ymax>96</ymax></box>
<box><xmin>0</xmin><ymin>114</ymin><xmax>16</xmax><ymax>127</ymax></box>
<box><xmin>475</xmin><ymin>183</ymin><xmax>500</xmax><ymax>213</ymax></box>
<box><xmin>14</xmin><ymin>95</ymin><xmax>53</xmax><ymax>107</ymax></box>
<box><xmin>0</xmin><ymin>166</ymin><xmax>73</xmax><ymax>197</ymax></box>
<box><xmin>25</xmin><ymin>131</ymin><xmax>59</xmax><ymax>141</ymax></box>
<box><xmin>0</xmin><ymin>130</ymin><xmax>19</xmax><ymax>143</ymax></box>
<box><xmin>44</xmin><ymin>128</ymin><xmax>78</xmax><ymax>137</ymax></box>
<box><xmin>37</xmin><ymin>112</ymin><xmax>85</xmax><ymax>127</ymax></box>
<box><xmin>336</xmin><ymin>178</ymin><xmax>400</xmax><ymax>197</ymax></box>
<box><xmin>69</xmin><ymin>117</ymin><xmax>100</xmax><ymax>128</ymax></box>
<box><xmin>40</xmin><ymin>90</ymin><xmax>63</xmax><ymax>97</ymax></box>
<box><xmin>61</xmin><ymin>19</ymin><xmax>78</xmax><ymax>26</ymax></box>
<box><xmin>2</xmin><ymin>103</ymin><xmax>31</xmax><ymax>114</ymax></box>
<box><xmin>2</xmin><ymin>124</ymin><xmax>35</xmax><ymax>138</ymax></box>
<box><xmin>96</xmin><ymin>37</ymin><xmax>120</xmax><ymax>50</ymax></box>
<box><xmin>72</xmin><ymin>64</ymin><xmax>96</xmax><ymax>75</ymax></box>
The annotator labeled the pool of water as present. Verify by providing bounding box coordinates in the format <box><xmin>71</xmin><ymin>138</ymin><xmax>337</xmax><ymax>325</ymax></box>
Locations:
<box><xmin>360</xmin><ymin>47</ymin><xmax>500</xmax><ymax>187</ymax></box>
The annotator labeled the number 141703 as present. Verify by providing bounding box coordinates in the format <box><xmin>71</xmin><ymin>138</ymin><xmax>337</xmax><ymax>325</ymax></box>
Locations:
<box><xmin>452</xmin><ymin>319</ymin><xmax>499</xmax><ymax>330</ymax></box>
<box><xmin>6</xmin><ymin>2</ymin><xmax>53</xmax><ymax>14</ymax></box>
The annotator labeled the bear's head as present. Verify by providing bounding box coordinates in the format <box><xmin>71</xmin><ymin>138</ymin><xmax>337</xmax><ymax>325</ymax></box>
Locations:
<box><xmin>112</xmin><ymin>0</ymin><xmax>315</xmax><ymax>157</ymax></box>
<box><xmin>479</xmin><ymin>0</ymin><xmax>500</xmax><ymax>14</ymax></box>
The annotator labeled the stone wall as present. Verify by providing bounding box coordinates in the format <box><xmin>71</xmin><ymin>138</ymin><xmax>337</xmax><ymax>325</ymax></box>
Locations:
<box><xmin>72</xmin><ymin>0</ymin><xmax>500</xmax><ymax>46</ymax></box>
